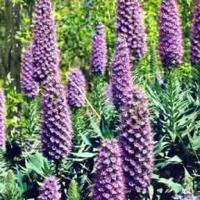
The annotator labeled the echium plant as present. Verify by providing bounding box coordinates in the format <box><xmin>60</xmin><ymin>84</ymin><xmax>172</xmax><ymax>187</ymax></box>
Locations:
<box><xmin>20</xmin><ymin>45</ymin><xmax>39</xmax><ymax>99</ymax></box>
<box><xmin>90</xmin><ymin>23</ymin><xmax>107</xmax><ymax>114</ymax></box>
<box><xmin>67</xmin><ymin>69</ymin><xmax>86</xmax><ymax>108</ymax></box>
<box><xmin>111</xmin><ymin>34</ymin><xmax>153</xmax><ymax>196</ymax></box>
<box><xmin>32</xmin><ymin>0</ymin><xmax>59</xmax><ymax>82</ymax></box>
<box><xmin>90</xmin><ymin>22</ymin><xmax>107</xmax><ymax>75</ymax></box>
<box><xmin>190</xmin><ymin>0</ymin><xmax>200</xmax><ymax>66</ymax></box>
<box><xmin>38</xmin><ymin>176</ymin><xmax>61</xmax><ymax>200</ymax></box>
<box><xmin>119</xmin><ymin>86</ymin><xmax>153</xmax><ymax>195</ymax></box>
<box><xmin>111</xmin><ymin>36</ymin><xmax>133</xmax><ymax>111</ymax></box>
<box><xmin>41</xmin><ymin>77</ymin><xmax>72</xmax><ymax>161</ymax></box>
<box><xmin>92</xmin><ymin>139</ymin><xmax>125</xmax><ymax>200</ymax></box>
<box><xmin>0</xmin><ymin>89</ymin><xmax>5</xmax><ymax>147</ymax></box>
<box><xmin>158</xmin><ymin>0</ymin><xmax>183</xmax><ymax>68</ymax></box>
<box><xmin>116</xmin><ymin>0</ymin><xmax>147</xmax><ymax>62</ymax></box>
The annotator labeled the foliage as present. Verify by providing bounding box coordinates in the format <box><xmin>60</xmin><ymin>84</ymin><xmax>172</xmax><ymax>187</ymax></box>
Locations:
<box><xmin>0</xmin><ymin>170</ymin><xmax>22</xmax><ymax>200</ymax></box>
<box><xmin>67</xmin><ymin>179</ymin><xmax>81</xmax><ymax>200</ymax></box>
<box><xmin>145</xmin><ymin>73</ymin><xmax>200</xmax><ymax>199</ymax></box>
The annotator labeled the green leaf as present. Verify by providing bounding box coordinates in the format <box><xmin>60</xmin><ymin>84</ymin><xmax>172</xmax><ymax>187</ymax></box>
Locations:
<box><xmin>72</xmin><ymin>152</ymin><xmax>96</xmax><ymax>159</ymax></box>
<box><xmin>90</xmin><ymin>119</ymin><xmax>102</xmax><ymax>137</ymax></box>
<box><xmin>100</xmin><ymin>116</ymin><xmax>113</xmax><ymax>139</ymax></box>
<box><xmin>156</xmin><ymin>156</ymin><xmax>182</xmax><ymax>169</ymax></box>
<box><xmin>158</xmin><ymin>178</ymin><xmax>182</xmax><ymax>194</ymax></box>
<box><xmin>67</xmin><ymin>179</ymin><xmax>80</xmax><ymax>200</ymax></box>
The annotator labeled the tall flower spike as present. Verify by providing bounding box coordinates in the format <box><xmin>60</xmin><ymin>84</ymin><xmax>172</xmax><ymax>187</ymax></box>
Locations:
<box><xmin>32</xmin><ymin>0</ymin><xmax>59</xmax><ymax>82</ymax></box>
<box><xmin>0</xmin><ymin>89</ymin><xmax>5</xmax><ymax>147</ymax></box>
<box><xmin>116</xmin><ymin>0</ymin><xmax>147</xmax><ymax>62</ymax></box>
<box><xmin>90</xmin><ymin>22</ymin><xmax>107</xmax><ymax>74</ymax></box>
<box><xmin>38</xmin><ymin>176</ymin><xmax>61</xmax><ymax>200</ymax></box>
<box><xmin>158</xmin><ymin>0</ymin><xmax>183</xmax><ymax>68</ymax></box>
<box><xmin>190</xmin><ymin>0</ymin><xmax>200</xmax><ymax>66</ymax></box>
<box><xmin>111</xmin><ymin>36</ymin><xmax>133</xmax><ymax>111</ymax></box>
<box><xmin>119</xmin><ymin>86</ymin><xmax>153</xmax><ymax>194</ymax></box>
<box><xmin>20</xmin><ymin>45</ymin><xmax>39</xmax><ymax>99</ymax></box>
<box><xmin>92</xmin><ymin>139</ymin><xmax>125</xmax><ymax>200</ymax></box>
<box><xmin>67</xmin><ymin>69</ymin><xmax>86</xmax><ymax>108</ymax></box>
<box><xmin>41</xmin><ymin>78</ymin><xmax>72</xmax><ymax>161</ymax></box>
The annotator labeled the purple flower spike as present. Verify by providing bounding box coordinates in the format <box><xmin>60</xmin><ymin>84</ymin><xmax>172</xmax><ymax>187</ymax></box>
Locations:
<box><xmin>92</xmin><ymin>139</ymin><xmax>126</xmax><ymax>200</ymax></box>
<box><xmin>38</xmin><ymin>176</ymin><xmax>61</xmax><ymax>200</ymax></box>
<box><xmin>20</xmin><ymin>45</ymin><xmax>39</xmax><ymax>99</ymax></box>
<box><xmin>32</xmin><ymin>0</ymin><xmax>59</xmax><ymax>82</ymax></box>
<box><xmin>119</xmin><ymin>86</ymin><xmax>153</xmax><ymax>194</ymax></box>
<box><xmin>190</xmin><ymin>0</ymin><xmax>200</xmax><ymax>66</ymax></box>
<box><xmin>111</xmin><ymin>36</ymin><xmax>133</xmax><ymax>111</ymax></box>
<box><xmin>158</xmin><ymin>0</ymin><xmax>183</xmax><ymax>68</ymax></box>
<box><xmin>41</xmin><ymin>78</ymin><xmax>72</xmax><ymax>161</ymax></box>
<box><xmin>90</xmin><ymin>22</ymin><xmax>107</xmax><ymax>74</ymax></box>
<box><xmin>0</xmin><ymin>89</ymin><xmax>5</xmax><ymax>147</ymax></box>
<box><xmin>116</xmin><ymin>0</ymin><xmax>147</xmax><ymax>62</ymax></box>
<box><xmin>67</xmin><ymin>69</ymin><xmax>86</xmax><ymax>108</ymax></box>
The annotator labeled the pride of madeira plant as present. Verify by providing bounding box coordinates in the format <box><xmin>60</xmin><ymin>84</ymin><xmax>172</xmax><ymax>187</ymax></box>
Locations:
<box><xmin>111</xmin><ymin>36</ymin><xmax>153</xmax><ymax>198</ymax></box>
<box><xmin>190</xmin><ymin>0</ymin><xmax>200</xmax><ymax>67</ymax></box>
<box><xmin>20</xmin><ymin>45</ymin><xmax>39</xmax><ymax>99</ymax></box>
<box><xmin>116</xmin><ymin>0</ymin><xmax>147</xmax><ymax>62</ymax></box>
<box><xmin>2</xmin><ymin>0</ymin><xmax>200</xmax><ymax>199</ymax></box>
<box><xmin>158</xmin><ymin>0</ymin><xmax>183</xmax><ymax>69</ymax></box>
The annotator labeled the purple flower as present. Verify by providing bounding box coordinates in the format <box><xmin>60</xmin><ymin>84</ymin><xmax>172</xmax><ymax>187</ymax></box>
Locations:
<box><xmin>116</xmin><ymin>0</ymin><xmax>147</xmax><ymax>62</ymax></box>
<box><xmin>0</xmin><ymin>89</ymin><xmax>5</xmax><ymax>147</ymax></box>
<box><xmin>38</xmin><ymin>176</ymin><xmax>61</xmax><ymax>200</ymax></box>
<box><xmin>32</xmin><ymin>0</ymin><xmax>59</xmax><ymax>82</ymax></box>
<box><xmin>67</xmin><ymin>69</ymin><xmax>86</xmax><ymax>108</ymax></box>
<box><xmin>158</xmin><ymin>0</ymin><xmax>183</xmax><ymax>68</ymax></box>
<box><xmin>119</xmin><ymin>86</ymin><xmax>153</xmax><ymax>194</ymax></box>
<box><xmin>190</xmin><ymin>0</ymin><xmax>200</xmax><ymax>66</ymax></box>
<box><xmin>92</xmin><ymin>139</ymin><xmax>125</xmax><ymax>200</ymax></box>
<box><xmin>111</xmin><ymin>36</ymin><xmax>133</xmax><ymax>111</ymax></box>
<box><xmin>20</xmin><ymin>45</ymin><xmax>39</xmax><ymax>99</ymax></box>
<box><xmin>41</xmin><ymin>78</ymin><xmax>72</xmax><ymax>161</ymax></box>
<box><xmin>90</xmin><ymin>22</ymin><xmax>107</xmax><ymax>74</ymax></box>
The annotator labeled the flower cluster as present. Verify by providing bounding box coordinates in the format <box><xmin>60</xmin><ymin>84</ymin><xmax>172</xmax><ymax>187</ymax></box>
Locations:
<box><xmin>90</xmin><ymin>22</ymin><xmax>107</xmax><ymax>74</ymax></box>
<box><xmin>67</xmin><ymin>69</ymin><xmax>86</xmax><ymax>108</ymax></box>
<box><xmin>32</xmin><ymin>0</ymin><xmax>59</xmax><ymax>82</ymax></box>
<box><xmin>158</xmin><ymin>0</ymin><xmax>183</xmax><ymax>68</ymax></box>
<box><xmin>41</xmin><ymin>78</ymin><xmax>72</xmax><ymax>161</ymax></box>
<box><xmin>0</xmin><ymin>89</ymin><xmax>5</xmax><ymax>147</ymax></box>
<box><xmin>20</xmin><ymin>45</ymin><xmax>39</xmax><ymax>99</ymax></box>
<box><xmin>190</xmin><ymin>0</ymin><xmax>200</xmax><ymax>66</ymax></box>
<box><xmin>119</xmin><ymin>86</ymin><xmax>153</xmax><ymax>194</ymax></box>
<box><xmin>116</xmin><ymin>0</ymin><xmax>147</xmax><ymax>62</ymax></box>
<box><xmin>38</xmin><ymin>176</ymin><xmax>61</xmax><ymax>200</ymax></box>
<box><xmin>92</xmin><ymin>139</ymin><xmax>125</xmax><ymax>200</ymax></box>
<box><xmin>111</xmin><ymin>36</ymin><xmax>133</xmax><ymax>111</ymax></box>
